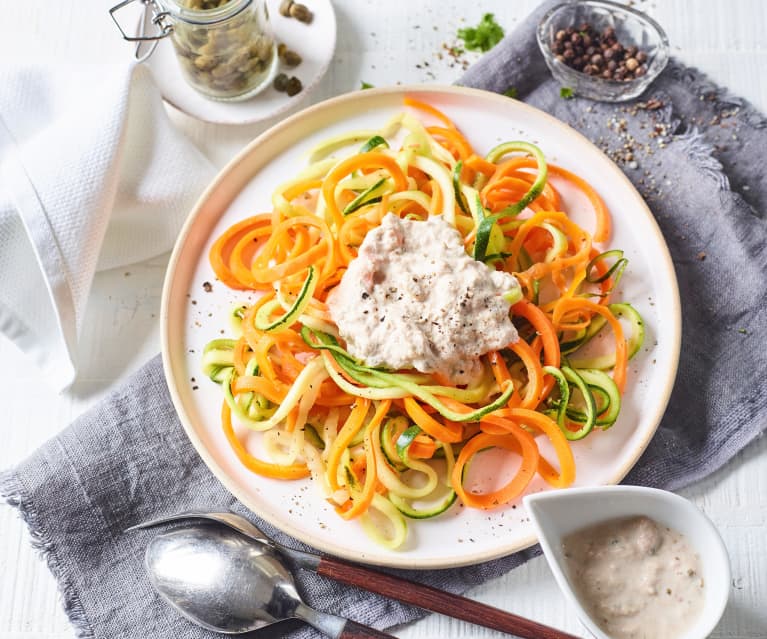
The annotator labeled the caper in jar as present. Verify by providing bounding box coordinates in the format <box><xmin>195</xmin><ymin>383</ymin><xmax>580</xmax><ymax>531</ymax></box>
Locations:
<box><xmin>183</xmin><ymin>0</ymin><xmax>231</xmax><ymax>9</ymax></box>
<box><xmin>169</xmin><ymin>0</ymin><xmax>277</xmax><ymax>100</ymax></box>
<box><xmin>193</xmin><ymin>55</ymin><xmax>218</xmax><ymax>71</ymax></box>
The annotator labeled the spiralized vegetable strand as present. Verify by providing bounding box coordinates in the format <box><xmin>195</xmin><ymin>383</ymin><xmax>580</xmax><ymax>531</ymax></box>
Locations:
<box><xmin>202</xmin><ymin>98</ymin><xmax>640</xmax><ymax>549</ymax></box>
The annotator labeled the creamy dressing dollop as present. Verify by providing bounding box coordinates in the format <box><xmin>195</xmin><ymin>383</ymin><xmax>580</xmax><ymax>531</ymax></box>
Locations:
<box><xmin>326</xmin><ymin>213</ymin><xmax>519</xmax><ymax>384</ymax></box>
<box><xmin>563</xmin><ymin>516</ymin><xmax>705</xmax><ymax>639</ymax></box>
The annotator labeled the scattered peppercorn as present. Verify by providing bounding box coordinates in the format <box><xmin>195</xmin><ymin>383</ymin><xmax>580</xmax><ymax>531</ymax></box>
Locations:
<box><xmin>640</xmin><ymin>98</ymin><xmax>664</xmax><ymax>110</ymax></box>
<box><xmin>551</xmin><ymin>24</ymin><xmax>649</xmax><ymax>82</ymax></box>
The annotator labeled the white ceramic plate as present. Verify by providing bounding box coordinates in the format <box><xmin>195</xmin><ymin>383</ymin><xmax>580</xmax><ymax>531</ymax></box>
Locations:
<box><xmin>145</xmin><ymin>0</ymin><xmax>336</xmax><ymax>124</ymax></box>
<box><xmin>161</xmin><ymin>85</ymin><xmax>681</xmax><ymax>568</ymax></box>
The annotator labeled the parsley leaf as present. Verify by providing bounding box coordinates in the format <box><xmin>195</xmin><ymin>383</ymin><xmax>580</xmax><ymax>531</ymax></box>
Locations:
<box><xmin>503</xmin><ymin>87</ymin><xmax>518</xmax><ymax>99</ymax></box>
<box><xmin>457</xmin><ymin>13</ymin><xmax>505</xmax><ymax>52</ymax></box>
<box><xmin>360</xmin><ymin>81</ymin><xmax>374</xmax><ymax>90</ymax></box>
<box><xmin>560</xmin><ymin>86</ymin><xmax>574</xmax><ymax>99</ymax></box>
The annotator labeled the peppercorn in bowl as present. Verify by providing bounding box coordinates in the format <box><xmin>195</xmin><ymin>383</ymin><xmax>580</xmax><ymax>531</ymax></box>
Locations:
<box><xmin>537</xmin><ymin>0</ymin><xmax>669</xmax><ymax>102</ymax></box>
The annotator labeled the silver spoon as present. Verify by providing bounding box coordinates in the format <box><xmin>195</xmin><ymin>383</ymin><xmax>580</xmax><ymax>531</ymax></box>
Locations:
<box><xmin>144</xmin><ymin>523</ymin><xmax>396</xmax><ymax>638</ymax></box>
<box><xmin>129</xmin><ymin>511</ymin><xmax>582</xmax><ymax>639</ymax></box>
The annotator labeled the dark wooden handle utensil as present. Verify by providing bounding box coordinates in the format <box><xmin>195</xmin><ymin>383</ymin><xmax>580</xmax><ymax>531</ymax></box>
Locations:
<box><xmin>318</xmin><ymin>555</ymin><xmax>582</xmax><ymax>639</ymax></box>
<box><xmin>127</xmin><ymin>512</ymin><xmax>580</xmax><ymax>639</ymax></box>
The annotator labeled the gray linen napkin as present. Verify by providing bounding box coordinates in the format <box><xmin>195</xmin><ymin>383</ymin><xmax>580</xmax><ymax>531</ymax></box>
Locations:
<box><xmin>3</xmin><ymin>2</ymin><xmax>766</xmax><ymax>637</ymax></box>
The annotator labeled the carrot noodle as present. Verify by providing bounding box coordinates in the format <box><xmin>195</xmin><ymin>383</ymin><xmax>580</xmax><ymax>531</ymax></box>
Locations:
<box><xmin>202</xmin><ymin>98</ymin><xmax>643</xmax><ymax>548</ymax></box>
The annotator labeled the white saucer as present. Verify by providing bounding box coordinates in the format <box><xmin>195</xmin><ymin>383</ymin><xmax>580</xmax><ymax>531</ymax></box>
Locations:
<box><xmin>145</xmin><ymin>0</ymin><xmax>336</xmax><ymax>125</ymax></box>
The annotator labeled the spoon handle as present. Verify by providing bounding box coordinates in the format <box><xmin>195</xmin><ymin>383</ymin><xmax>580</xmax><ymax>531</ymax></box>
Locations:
<box><xmin>316</xmin><ymin>556</ymin><xmax>582</xmax><ymax>639</ymax></box>
<box><xmin>296</xmin><ymin>600</ymin><xmax>398</xmax><ymax>639</ymax></box>
<box><xmin>338</xmin><ymin>619</ymin><xmax>399</xmax><ymax>638</ymax></box>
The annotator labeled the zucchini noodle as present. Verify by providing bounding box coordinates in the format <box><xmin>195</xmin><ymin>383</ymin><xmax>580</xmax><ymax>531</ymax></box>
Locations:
<box><xmin>203</xmin><ymin>97</ymin><xmax>644</xmax><ymax>548</ymax></box>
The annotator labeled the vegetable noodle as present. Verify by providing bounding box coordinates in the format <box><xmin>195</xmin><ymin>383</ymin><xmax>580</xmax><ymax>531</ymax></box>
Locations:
<box><xmin>201</xmin><ymin>97</ymin><xmax>644</xmax><ymax>548</ymax></box>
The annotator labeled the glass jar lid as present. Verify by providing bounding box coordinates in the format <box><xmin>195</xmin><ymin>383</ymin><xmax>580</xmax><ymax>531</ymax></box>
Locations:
<box><xmin>159</xmin><ymin>0</ymin><xmax>254</xmax><ymax>26</ymax></box>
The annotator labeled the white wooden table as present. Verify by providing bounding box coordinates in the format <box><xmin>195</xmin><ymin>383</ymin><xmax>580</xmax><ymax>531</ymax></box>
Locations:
<box><xmin>1</xmin><ymin>1</ymin><xmax>765</xmax><ymax>637</ymax></box>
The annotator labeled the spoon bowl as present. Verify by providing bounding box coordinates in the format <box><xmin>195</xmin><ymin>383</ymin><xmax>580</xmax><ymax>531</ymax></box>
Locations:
<box><xmin>144</xmin><ymin>523</ymin><xmax>395</xmax><ymax>638</ymax></box>
<box><xmin>146</xmin><ymin>524</ymin><xmax>290</xmax><ymax>633</ymax></box>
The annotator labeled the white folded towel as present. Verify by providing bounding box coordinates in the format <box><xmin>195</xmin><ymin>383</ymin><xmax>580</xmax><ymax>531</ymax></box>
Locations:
<box><xmin>0</xmin><ymin>62</ymin><xmax>215</xmax><ymax>390</ymax></box>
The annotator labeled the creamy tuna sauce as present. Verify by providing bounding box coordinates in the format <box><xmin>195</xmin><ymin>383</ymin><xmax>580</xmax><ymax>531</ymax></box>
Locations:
<box><xmin>563</xmin><ymin>516</ymin><xmax>705</xmax><ymax>639</ymax></box>
<box><xmin>326</xmin><ymin>213</ymin><xmax>518</xmax><ymax>384</ymax></box>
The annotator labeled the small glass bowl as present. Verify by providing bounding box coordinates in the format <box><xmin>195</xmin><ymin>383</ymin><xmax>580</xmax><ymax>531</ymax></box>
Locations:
<box><xmin>537</xmin><ymin>0</ymin><xmax>669</xmax><ymax>102</ymax></box>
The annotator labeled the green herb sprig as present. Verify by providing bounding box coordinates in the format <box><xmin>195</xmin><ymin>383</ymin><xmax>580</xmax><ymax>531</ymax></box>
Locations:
<box><xmin>457</xmin><ymin>13</ymin><xmax>505</xmax><ymax>52</ymax></box>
